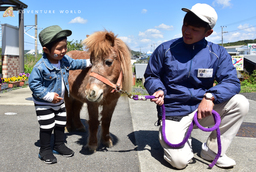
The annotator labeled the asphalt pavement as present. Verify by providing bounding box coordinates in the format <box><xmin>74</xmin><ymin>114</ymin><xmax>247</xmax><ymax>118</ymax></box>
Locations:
<box><xmin>0</xmin><ymin>86</ymin><xmax>255</xmax><ymax>172</ymax></box>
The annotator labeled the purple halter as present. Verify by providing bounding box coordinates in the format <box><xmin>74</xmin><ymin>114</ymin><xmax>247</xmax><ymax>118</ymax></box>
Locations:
<box><xmin>133</xmin><ymin>95</ymin><xmax>222</xmax><ymax>168</ymax></box>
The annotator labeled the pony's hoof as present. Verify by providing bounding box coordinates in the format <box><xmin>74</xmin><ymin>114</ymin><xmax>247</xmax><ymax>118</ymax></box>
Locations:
<box><xmin>103</xmin><ymin>139</ymin><xmax>113</xmax><ymax>148</ymax></box>
<box><xmin>65</xmin><ymin>126</ymin><xmax>86</xmax><ymax>133</ymax></box>
<box><xmin>85</xmin><ymin>144</ymin><xmax>97</xmax><ymax>153</ymax></box>
<box><xmin>65</xmin><ymin>126</ymin><xmax>73</xmax><ymax>133</ymax></box>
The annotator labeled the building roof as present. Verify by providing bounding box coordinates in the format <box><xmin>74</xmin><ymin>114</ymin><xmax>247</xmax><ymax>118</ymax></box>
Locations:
<box><xmin>224</xmin><ymin>45</ymin><xmax>245</xmax><ymax>49</ymax></box>
<box><xmin>244</xmin><ymin>55</ymin><xmax>256</xmax><ymax>65</ymax></box>
<box><xmin>0</xmin><ymin>0</ymin><xmax>27</xmax><ymax>11</ymax></box>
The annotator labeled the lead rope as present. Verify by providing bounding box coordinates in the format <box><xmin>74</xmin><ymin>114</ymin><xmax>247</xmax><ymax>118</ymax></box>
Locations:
<box><xmin>132</xmin><ymin>95</ymin><xmax>221</xmax><ymax>169</ymax></box>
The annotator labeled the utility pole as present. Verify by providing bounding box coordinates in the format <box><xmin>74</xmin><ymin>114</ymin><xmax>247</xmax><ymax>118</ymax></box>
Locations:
<box><xmin>19</xmin><ymin>8</ymin><xmax>25</xmax><ymax>73</ymax></box>
<box><xmin>221</xmin><ymin>26</ymin><xmax>228</xmax><ymax>46</ymax></box>
<box><xmin>25</xmin><ymin>14</ymin><xmax>39</xmax><ymax>59</ymax></box>
<box><xmin>35</xmin><ymin>14</ymin><xmax>37</xmax><ymax>59</ymax></box>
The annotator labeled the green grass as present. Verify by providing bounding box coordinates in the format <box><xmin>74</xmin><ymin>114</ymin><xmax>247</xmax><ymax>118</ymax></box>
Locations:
<box><xmin>240</xmin><ymin>84</ymin><xmax>256</xmax><ymax>93</ymax></box>
<box><xmin>133</xmin><ymin>79</ymin><xmax>145</xmax><ymax>89</ymax></box>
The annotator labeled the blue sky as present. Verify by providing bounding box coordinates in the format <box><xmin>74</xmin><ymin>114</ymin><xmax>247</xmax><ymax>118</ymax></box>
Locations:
<box><xmin>1</xmin><ymin>0</ymin><xmax>256</xmax><ymax>53</ymax></box>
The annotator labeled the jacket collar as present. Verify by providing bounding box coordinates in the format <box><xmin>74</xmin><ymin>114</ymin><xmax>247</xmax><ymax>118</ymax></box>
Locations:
<box><xmin>42</xmin><ymin>53</ymin><xmax>60</xmax><ymax>70</ymax></box>
<box><xmin>183</xmin><ymin>38</ymin><xmax>207</xmax><ymax>50</ymax></box>
<box><xmin>42</xmin><ymin>53</ymin><xmax>71</xmax><ymax>70</ymax></box>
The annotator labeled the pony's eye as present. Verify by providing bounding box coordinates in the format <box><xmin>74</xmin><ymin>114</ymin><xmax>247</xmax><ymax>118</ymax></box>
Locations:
<box><xmin>105</xmin><ymin>59</ymin><xmax>113</xmax><ymax>66</ymax></box>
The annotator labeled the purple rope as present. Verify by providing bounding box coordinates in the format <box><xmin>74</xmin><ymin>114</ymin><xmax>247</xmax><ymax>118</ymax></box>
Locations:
<box><xmin>133</xmin><ymin>95</ymin><xmax>155</xmax><ymax>100</ymax></box>
<box><xmin>133</xmin><ymin>95</ymin><xmax>222</xmax><ymax>168</ymax></box>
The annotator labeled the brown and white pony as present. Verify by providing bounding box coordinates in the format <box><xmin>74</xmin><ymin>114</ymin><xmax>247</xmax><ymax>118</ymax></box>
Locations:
<box><xmin>65</xmin><ymin>31</ymin><xmax>133</xmax><ymax>151</ymax></box>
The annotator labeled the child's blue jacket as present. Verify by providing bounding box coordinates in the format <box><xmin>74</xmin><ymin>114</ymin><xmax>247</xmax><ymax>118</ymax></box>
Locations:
<box><xmin>29</xmin><ymin>53</ymin><xmax>88</xmax><ymax>103</ymax></box>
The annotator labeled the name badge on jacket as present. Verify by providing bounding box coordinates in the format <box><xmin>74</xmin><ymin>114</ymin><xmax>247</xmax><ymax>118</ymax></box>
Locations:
<box><xmin>197</xmin><ymin>68</ymin><xmax>213</xmax><ymax>78</ymax></box>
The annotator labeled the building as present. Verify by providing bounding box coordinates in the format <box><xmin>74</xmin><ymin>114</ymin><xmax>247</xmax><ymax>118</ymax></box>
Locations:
<box><xmin>26</xmin><ymin>49</ymin><xmax>43</xmax><ymax>55</ymax></box>
<box><xmin>225</xmin><ymin>43</ymin><xmax>256</xmax><ymax>75</ymax></box>
<box><xmin>225</xmin><ymin>45</ymin><xmax>249</xmax><ymax>56</ymax></box>
<box><xmin>1</xmin><ymin>0</ymin><xmax>28</xmax><ymax>78</ymax></box>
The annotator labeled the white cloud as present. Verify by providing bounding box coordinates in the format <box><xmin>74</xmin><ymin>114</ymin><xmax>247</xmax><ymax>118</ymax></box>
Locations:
<box><xmin>227</xmin><ymin>32</ymin><xmax>256</xmax><ymax>43</ymax></box>
<box><xmin>69</xmin><ymin>17</ymin><xmax>87</xmax><ymax>24</ymax></box>
<box><xmin>155</xmin><ymin>23</ymin><xmax>174</xmax><ymax>30</ymax></box>
<box><xmin>238</xmin><ymin>24</ymin><xmax>256</xmax><ymax>32</ymax></box>
<box><xmin>207</xmin><ymin>31</ymin><xmax>221</xmax><ymax>43</ymax></box>
<box><xmin>217</xmin><ymin>24</ymin><xmax>256</xmax><ymax>43</ymax></box>
<box><xmin>118</xmin><ymin>36</ymin><xmax>132</xmax><ymax>44</ymax></box>
<box><xmin>139</xmin><ymin>29</ymin><xmax>163</xmax><ymax>38</ymax></box>
<box><xmin>141</xmin><ymin>9</ymin><xmax>147</xmax><ymax>13</ymax></box>
<box><xmin>213</xmin><ymin>0</ymin><xmax>232</xmax><ymax>8</ymax></box>
<box><xmin>173</xmin><ymin>33</ymin><xmax>182</xmax><ymax>39</ymax></box>
<box><xmin>138</xmin><ymin>31</ymin><xmax>146</xmax><ymax>37</ymax></box>
<box><xmin>140</xmin><ymin>39</ymin><xmax>151</xmax><ymax>43</ymax></box>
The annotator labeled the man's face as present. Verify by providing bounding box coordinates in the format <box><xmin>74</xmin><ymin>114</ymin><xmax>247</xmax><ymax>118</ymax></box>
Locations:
<box><xmin>182</xmin><ymin>23</ymin><xmax>213</xmax><ymax>44</ymax></box>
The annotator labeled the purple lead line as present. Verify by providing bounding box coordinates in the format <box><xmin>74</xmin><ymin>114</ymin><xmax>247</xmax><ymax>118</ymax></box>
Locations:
<box><xmin>133</xmin><ymin>95</ymin><xmax>222</xmax><ymax>168</ymax></box>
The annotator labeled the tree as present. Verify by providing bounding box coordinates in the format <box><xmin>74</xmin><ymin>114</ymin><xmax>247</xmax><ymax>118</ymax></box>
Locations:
<box><xmin>67</xmin><ymin>40</ymin><xmax>83</xmax><ymax>51</ymax></box>
<box><xmin>131</xmin><ymin>50</ymin><xmax>142</xmax><ymax>57</ymax></box>
<box><xmin>221</xmin><ymin>39</ymin><xmax>256</xmax><ymax>47</ymax></box>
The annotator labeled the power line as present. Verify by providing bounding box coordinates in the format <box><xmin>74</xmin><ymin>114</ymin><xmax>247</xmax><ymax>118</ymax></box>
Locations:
<box><xmin>225</xmin><ymin>15</ymin><xmax>256</xmax><ymax>26</ymax></box>
<box><xmin>24</xmin><ymin>41</ymin><xmax>34</xmax><ymax>45</ymax></box>
<box><xmin>226</xmin><ymin>24</ymin><xmax>256</xmax><ymax>33</ymax></box>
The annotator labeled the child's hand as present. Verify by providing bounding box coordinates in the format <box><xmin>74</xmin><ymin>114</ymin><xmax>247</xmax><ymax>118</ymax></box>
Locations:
<box><xmin>52</xmin><ymin>93</ymin><xmax>63</xmax><ymax>103</ymax></box>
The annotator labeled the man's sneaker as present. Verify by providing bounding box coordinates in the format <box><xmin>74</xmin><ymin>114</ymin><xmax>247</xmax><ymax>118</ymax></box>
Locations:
<box><xmin>200</xmin><ymin>143</ymin><xmax>236</xmax><ymax>168</ymax></box>
<box><xmin>38</xmin><ymin>149</ymin><xmax>57</xmax><ymax>164</ymax></box>
<box><xmin>53</xmin><ymin>144</ymin><xmax>74</xmax><ymax>157</ymax></box>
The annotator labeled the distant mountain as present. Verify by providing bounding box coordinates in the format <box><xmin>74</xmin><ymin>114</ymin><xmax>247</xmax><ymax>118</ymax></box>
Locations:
<box><xmin>221</xmin><ymin>39</ymin><xmax>256</xmax><ymax>47</ymax></box>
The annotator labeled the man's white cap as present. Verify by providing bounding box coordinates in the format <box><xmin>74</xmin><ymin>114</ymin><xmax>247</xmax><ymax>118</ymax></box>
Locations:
<box><xmin>182</xmin><ymin>3</ymin><xmax>218</xmax><ymax>29</ymax></box>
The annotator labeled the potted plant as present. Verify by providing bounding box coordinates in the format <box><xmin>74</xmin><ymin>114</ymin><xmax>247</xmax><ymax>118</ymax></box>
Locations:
<box><xmin>0</xmin><ymin>78</ymin><xmax>8</xmax><ymax>90</ymax></box>
<box><xmin>5</xmin><ymin>77</ymin><xmax>19</xmax><ymax>88</ymax></box>
<box><xmin>18</xmin><ymin>73</ymin><xmax>29</xmax><ymax>86</ymax></box>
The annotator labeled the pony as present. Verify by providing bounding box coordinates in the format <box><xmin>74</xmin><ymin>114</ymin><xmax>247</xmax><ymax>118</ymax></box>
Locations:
<box><xmin>65</xmin><ymin>30</ymin><xmax>133</xmax><ymax>152</ymax></box>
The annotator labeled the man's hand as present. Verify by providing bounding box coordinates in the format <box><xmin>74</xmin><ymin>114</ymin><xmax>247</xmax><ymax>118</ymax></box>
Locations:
<box><xmin>197</xmin><ymin>98</ymin><xmax>214</xmax><ymax>119</ymax></box>
<box><xmin>152</xmin><ymin>90</ymin><xmax>164</xmax><ymax>106</ymax></box>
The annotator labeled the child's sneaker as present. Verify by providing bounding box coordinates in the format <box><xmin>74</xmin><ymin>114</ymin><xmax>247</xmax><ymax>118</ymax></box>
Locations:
<box><xmin>53</xmin><ymin>144</ymin><xmax>74</xmax><ymax>157</ymax></box>
<box><xmin>38</xmin><ymin>149</ymin><xmax>57</xmax><ymax>164</ymax></box>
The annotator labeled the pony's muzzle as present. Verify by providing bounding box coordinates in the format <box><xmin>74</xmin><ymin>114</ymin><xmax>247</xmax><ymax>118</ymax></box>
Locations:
<box><xmin>85</xmin><ymin>85</ymin><xmax>104</xmax><ymax>102</ymax></box>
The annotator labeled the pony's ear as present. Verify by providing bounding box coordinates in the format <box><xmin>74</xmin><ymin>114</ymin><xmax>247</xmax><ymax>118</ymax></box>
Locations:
<box><xmin>105</xmin><ymin>32</ymin><xmax>115</xmax><ymax>47</ymax></box>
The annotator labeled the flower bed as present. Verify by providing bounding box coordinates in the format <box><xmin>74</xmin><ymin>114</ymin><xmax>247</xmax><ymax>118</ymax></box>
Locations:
<box><xmin>0</xmin><ymin>73</ymin><xmax>30</xmax><ymax>90</ymax></box>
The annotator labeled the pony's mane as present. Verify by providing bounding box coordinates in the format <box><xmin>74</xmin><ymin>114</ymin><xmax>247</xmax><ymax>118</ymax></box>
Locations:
<box><xmin>82</xmin><ymin>31</ymin><xmax>133</xmax><ymax>93</ymax></box>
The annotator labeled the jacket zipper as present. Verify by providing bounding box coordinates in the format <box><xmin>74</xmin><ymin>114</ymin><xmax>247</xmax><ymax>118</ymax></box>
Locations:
<box><xmin>188</xmin><ymin>45</ymin><xmax>194</xmax><ymax>78</ymax></box>
<box><xmin>188</xmin><ymin>45</ymin><xmax>194</xmax><ymax>113</ymax></box>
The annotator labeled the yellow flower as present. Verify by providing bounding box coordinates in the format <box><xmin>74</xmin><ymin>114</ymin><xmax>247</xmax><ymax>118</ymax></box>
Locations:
<box><xmin>4</xmin><ymin>78</ymin><xmax>10</xmax><ymax>83</ymax></box>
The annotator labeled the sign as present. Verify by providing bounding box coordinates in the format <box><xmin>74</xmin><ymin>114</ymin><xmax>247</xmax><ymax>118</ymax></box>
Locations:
<box><xmin>3</xmin><ymin>7</ymin><xmax>14</xmax><ymax>17</ymax></box>
<box><xmin>232</xmin><ymin>56</ymin><xmax>244</xmax><ymax>71</ymax></box>
<box><xmin>248</xmin><ymin>44</ymin><xmax>256</xmax><ymax>55</ymax></box>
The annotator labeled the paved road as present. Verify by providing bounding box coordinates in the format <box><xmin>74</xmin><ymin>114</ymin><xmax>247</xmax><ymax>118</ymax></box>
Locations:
<box><xmin>0</xmin><ymin>87</ymin><xmax>255</xmax><ymax>172</ymax></box>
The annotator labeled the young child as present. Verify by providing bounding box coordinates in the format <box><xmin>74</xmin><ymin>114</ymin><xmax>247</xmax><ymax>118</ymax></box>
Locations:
<box><xmin>29</xmin><ymin>25</ymin><xmax>91</xmax><ymax>164</ymax></box>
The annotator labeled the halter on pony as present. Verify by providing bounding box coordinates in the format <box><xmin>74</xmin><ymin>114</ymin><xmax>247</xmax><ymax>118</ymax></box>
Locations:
<box><xmin>89</xmin><ymin>73</ymin><xmax>221</xmax><ymax>169</ymax></box>
<box><xmin>89</xmin><ymin>71</ymin><xmax>123</xmax><ymax>93</ymax></box>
